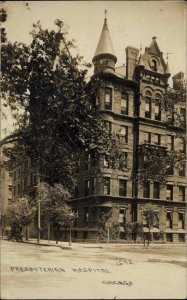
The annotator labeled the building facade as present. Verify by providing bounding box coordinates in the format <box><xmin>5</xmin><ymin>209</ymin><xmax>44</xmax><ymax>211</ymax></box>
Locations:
<box><xmin>3</xmin><ymin>17</ymin><xmax>186</xmax><ymax>243</ymax></box>
<box><xmin>71</xmin><ymin>17</ymin><xmax>186</xmax><ymax>243</ymax></box>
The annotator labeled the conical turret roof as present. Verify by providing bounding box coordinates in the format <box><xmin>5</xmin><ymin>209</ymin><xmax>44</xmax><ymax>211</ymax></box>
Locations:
<box><xmin>92</xmin><ymin>17</ymin><xmax>117</xmax><ymax>63</ymax></box>
<box><xmin>137</xmin><ymin>54</ymin><xmax>145</xmax><ymax>67</ymax></box>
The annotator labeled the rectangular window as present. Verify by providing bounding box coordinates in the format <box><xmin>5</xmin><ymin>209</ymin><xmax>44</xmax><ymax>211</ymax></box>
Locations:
<box><xmin>103</xmin><ymin>177</ymin><xmax>110</xmax><ymax>195</ymax></box>
<box><xmin>120</xmin><ymin>126</ymin><xmax>128</xmax><ymax>143</ymax></box>
<box><xmin>145</xmin><ymin>97</ymin><xmax>151</xmax><ymax>118</ymax></box>
<box><xmin>84</xmin><ymin>180</ymin><xmax>90</xmax><ymax>196</ymax></box>
<box><xmin>18</xmin><ymin>169</ymin><xmax>21</xmax><ymax>179</ymax></box>
<box><xmin>74</xmin><ymin>185</ymin><xmax>79</xmax><ymax>197</ymax></box>
<box><xmin>155</xmin><ymin>102</ymin><xmax>161</xmax><ymax>121</ymax></box>
<box><xmin>166</xmin><ymin>212</ymin><xmax>172</xmax><ymax>228</ymax></box>
<box><xmin>85</xmin><ymin>154</ymin><xmax>91</xmax><ymax>170</ymax></box>
<box><xmin>18</xmin><ymin>184</ymin><xmax>20</xmax><ymax>195</ymax></box>
<box><xmin>84</xmin><ymin>207</ymin><xmax>89</xmax><ymax>224</ymax></box>
<box><xmin>167</xmin><ymin>165</ymin><xmax>174</xmax><ymax>176</ymax></box>
<box><xmin>144</xmin><ymin>132</ymin><xmax>151</xmax><ymax>144</ymax></box>
<box><xmin>179</xmin><ymin>186</ymin><xmax>185</xmax><ymax>202</ymax></box>
<box><xmin>167</xmin><ymin>136</ymin><xmax>174</xmax><ymax>151</ymax></box>
<box><xmin>90</xmin><ymin>177</ymin><xmax>96</xmax><ymax>195</ymax></box>
<box><xmin>103</xmin><ymin>157</ymin><xmax>109</xmax><ymax>168</ymax></box>
<box><xmin>179</xmin><ymin>138</ymin><xmax>185</xmax><ymax>153</ymax></box>
<box><xmin>153</xmin><ymin>182</ymin><xmax>160</xmax><ymax>199</ymax></box>
<box><xmin>154</xmin><ymin>134</ymin><xmax>161</xmax><ymax>145</ymax></box>
<box><xmin>166</xmin><ymin>185</ymin><xmax>173</xmax><ymax>200</ymax></box>
<box><xmin>105</xmin><ymin>87</ymin><xmax>112</xmax><ymax>110</ymax></box>
<box><xmin>121</xmin><ymin>92</ymin><xmax>128</xmax><ymax>115</ymax></box>
<box><xmin>143</xmin><ymin>182</ymin><xmax>150</xmax><ymax>198</ymax></box>
<box><xmin>75</xmin><ymin>159</ymin><xmax>80</xmax><ymax>173</ymax></box>
<box><xmin>180</xmin><ymin>108</ymin><xmax>186</xmax><ymax>127</ymax></box>
<box><xmin>104</xmin><ymin>121</ymin><xmax>112</xmax><ymax>135</ymax></box>
<box><xmin>119</xmin><ymin>152</ymin><xmax>128</xmax><ymax>171</ymax></box>
<box><xmin>24</xmin><ymin>160</ymin><xmax>28</xmax><ymax>171</ymax></box>
<box><xmin>119</xmin><ymin>179</ymin><xmax>127</xmax><ymax>197</ymax></box>
<box><xmin>179</xmin><ymin>163</ymin><xmax>185</xmax><ymax>177</ymax></box>
<box><xmin>178</xmin><ymin>213</ymin><xmax>185</xmax><ymax>229</ymax></box>
<box><xmin>119</xmin><ymin>209</ymin><xmax>125</xmax><ymax>224</ymax></box>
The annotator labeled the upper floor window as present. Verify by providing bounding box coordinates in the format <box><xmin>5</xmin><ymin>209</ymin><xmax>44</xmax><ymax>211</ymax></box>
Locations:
<box><xmin>167</xmin><ymin>135</ymin><xmax>174</xmax><ymax>151</ymax></box>
<box><xmin>84</xmin><ymin>207</ymin><xmax>89</xmax><ymax>224</ymax></box>
<box><xmin>179</xmin><ymin>138</ymin><xmax>186</xmax><ymax>153</ymax></box>
<box><xmin>178</xmin><ymin>213</ymin><xmax>185</xmax><ymax>229</ymax></box>
<box><xmin>119</xmin><ymin>152</ymin><xmax>128</xmax><ymax>171</ymax></box>
<box><xmin>103</xmin><ymin>177</ymin><xmax>110</xmax><ymax>195</ymax></box>
<box><xmin>84</xmin><ymin>180</ymin><xmax>90</xmax><ymax>196</ymax></box>
<box><xmin>153</xmin><ymin>182</ymin><xmax>160</xmax><ymax>199</ymax></box>
<box><xmin>154</xmin><ymin>133</ymin><xmax>161</xmax><ymax>145</ymax></box>
<box><xmin>120</xmin><ymin>126</ymin><xmax>128</xmax><ymax>143</ymax></box>
<box><xmin>121</xmin><ymin>92</ymin><xmax>128</xmax><ymax>115</ymax></box>
<box><xmin>144</xmin><ymin>132</ymin><xmax>151</xmax><ymax>144</ymax></box>
<box><xmin>105</xmin><ymin>87</ymin><xmax>112</xmax><ymax>110</ymax></box>
<box><xmin>179</xmin><ymin>162</ymin><xmax>185</xmax><ymax>177</ymax></box>
<box><xmin>145</xmin><ymin>91</ymin><xmax>152</xmax><ymax>119</ymax></box>
<box><xmin>143</xmin><ymin>182</ymin><xmax>150</xmax><ymax>198</ymax></box>
<box><xmin>166</xmin><ymin>185</ymin><xmax>173</xmax><ymax>200</ymax></box>
<box><xmin>151</xmin><ymin>59</ymin><xmax>157</xmax><ymax>72</ymax></box>
<box><xmin>155</xmin><ymin>94</ymin><xmax>161</xmax><ymax>121</ymax></box>
<box><xmin>179</xmin><ymin>186</ymin><xmax>185</xmax><ymax>202</ymax></box>
<box><xmin>180</xmin><ymin>108</ymin><xmax>186</xmax><ymax>127</ymax></box>
<box><xmin>75</xmin><ymin>159</ymin><xmax>80</xmax><ymax>173</ymax></box>
<box><xmin>119</xmin><ymin>179</ymin><xmax>127</xmax><ymax>197</ymax></box>
<box><xmin>90</xmin><ymin>177</ymin><xmax>96</xmax><ymax>195</ymax></box>
<box><xmin>85</xmin><ymin>154</ymin><xmax>91</xmax><ymax>170</ymax></box>
<box><xmin>119</xmin><ymin>208</ymin><xmax>126</xmax><ymax>224</ymax></box>
<box><xmin>166</xmin><ymin>212</ymin><xmax>172</xmax><ymax>228</ymax></box>
<box><xmin>104</xmin><ymin>120</ymin><xmax>112</xmax><ymax>135</ymax></box>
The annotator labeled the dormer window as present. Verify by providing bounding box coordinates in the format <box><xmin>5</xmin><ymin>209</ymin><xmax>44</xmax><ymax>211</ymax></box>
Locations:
<box><xmin>151</xmin><ymin>59</ymin><xmax>157</xmax><ymax>71</ymax></box>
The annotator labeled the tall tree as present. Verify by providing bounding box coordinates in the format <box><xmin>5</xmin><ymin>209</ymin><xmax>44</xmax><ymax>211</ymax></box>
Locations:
<box><xmin>1</xmin><ymin>20</ymin><xmax>125</xmax><ymax>190</ymax></box>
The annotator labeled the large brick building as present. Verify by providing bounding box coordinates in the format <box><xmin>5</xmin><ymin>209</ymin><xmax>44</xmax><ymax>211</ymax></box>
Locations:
<box><xmin>70</xmin><ymin>17</ymin><xmax>186</xmax><ymax>242</ymax></box>
<box><xmin>4</xmin><ymin>16</ymin><xmax>186</xmax><ymax>243</ymax></box>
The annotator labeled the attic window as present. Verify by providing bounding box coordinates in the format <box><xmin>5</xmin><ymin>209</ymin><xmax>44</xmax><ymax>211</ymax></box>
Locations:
<box><xmin>151</xmin><ymin>59</ymin><xmax>157</xmax><ymax>71</ymax></box>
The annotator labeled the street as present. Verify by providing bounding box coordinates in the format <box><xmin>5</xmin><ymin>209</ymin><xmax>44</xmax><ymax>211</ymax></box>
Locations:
<box><xmin>1</xmin><ymin>240</ymin><xmax>186</xmax><ymax>299</ymax></box>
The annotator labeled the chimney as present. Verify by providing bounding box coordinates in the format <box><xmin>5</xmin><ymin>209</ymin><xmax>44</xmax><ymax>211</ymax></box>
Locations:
<box><xmin>172</xmin><ymin>72</ymin><xmax>184</xmax><ymax>90</ymax></box>
<box><xmin>126</xmin><ymin>46</ymin><xmax>139</xmax><ymax>80</ymax></box>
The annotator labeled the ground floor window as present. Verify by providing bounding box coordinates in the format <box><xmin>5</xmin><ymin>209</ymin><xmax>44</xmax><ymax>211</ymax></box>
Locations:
<box><xmin>178</xmin><ymin>233</ymin><xmax>185</xmax><ymax>243</ymax></box>
<box><xmin>166</xmin><ymin>233</ymin><xmax>173</xmax><ymax>242</ymax></box>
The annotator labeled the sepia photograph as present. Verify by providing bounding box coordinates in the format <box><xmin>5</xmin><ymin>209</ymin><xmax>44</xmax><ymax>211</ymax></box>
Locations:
<box><xmin>0</xmin><ymin>1</ymin><xmax>186</xmax><ymax>299</ymax></box>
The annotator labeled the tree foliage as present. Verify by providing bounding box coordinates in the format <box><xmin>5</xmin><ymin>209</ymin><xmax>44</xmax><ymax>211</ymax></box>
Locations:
<box><xmin>11</xmin><ymin>197</ymin><xmax>35</xmax><ymax>227</ymax></box>
<box><xmin>1</xmin><ymin>20</ymin><xmax>125</xmax><ymax>190</ymax></box>
<box><xmin>36</xmin><ymin>182</ymin><xmax>76</xmax><ymax>227</ymax></box>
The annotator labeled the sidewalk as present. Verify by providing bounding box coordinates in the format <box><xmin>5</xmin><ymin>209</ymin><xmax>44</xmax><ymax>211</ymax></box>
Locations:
<box><xmin>20</xmin><ymin>238</ymin><xmax>187</xmax><ymax>250</ymax></box>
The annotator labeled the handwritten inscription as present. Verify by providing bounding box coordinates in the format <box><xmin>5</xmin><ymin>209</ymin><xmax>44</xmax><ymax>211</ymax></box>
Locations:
<box><xmin>116</xmin><ymin>258</ymin><xmax>134</xmax><ymax>266</ymax></box>
<box><xmin>102</xmin><ymin>280</ymin><xmax>133</xmax><ymax>287</ymax></box>
<box><xmin>10</xmin><ymin>266</ymin><xmax>111</xmax><ymax>274</ymax></box>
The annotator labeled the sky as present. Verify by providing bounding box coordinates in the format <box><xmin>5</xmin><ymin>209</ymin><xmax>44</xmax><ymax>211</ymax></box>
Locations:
<box><xmin>1</xmin><ymin>0</ymin><xmax>187</xmax><ymax>137</ymax></box>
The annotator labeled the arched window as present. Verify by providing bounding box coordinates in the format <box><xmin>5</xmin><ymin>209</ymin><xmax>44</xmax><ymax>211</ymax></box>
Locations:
<box><xmin>155</xmin><ymin>93</ymin><xmax>162</xmax><ymax>121</ymax></box>
<box><xmin>145</xmin><ymin>91</ymin><xmax>152</xmax><ymax>119</ymax></box>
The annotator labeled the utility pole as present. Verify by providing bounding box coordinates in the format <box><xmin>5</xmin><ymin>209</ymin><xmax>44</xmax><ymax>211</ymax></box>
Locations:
<box><xmin>37</xmin><ymin>176</ymin><xmax>41</xmax><ymax>244</ymax></box>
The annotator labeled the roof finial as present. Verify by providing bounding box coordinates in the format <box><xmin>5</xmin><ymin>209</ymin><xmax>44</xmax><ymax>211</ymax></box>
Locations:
<box><xmin>104</xmin><ymin>9</ymin><xmax>107</xmax><ymax>18</ymax></box>
<box><xmin>140</xmin><ymin>42</ymin><xmax>142</xmax><ymax>55</ymax></box>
